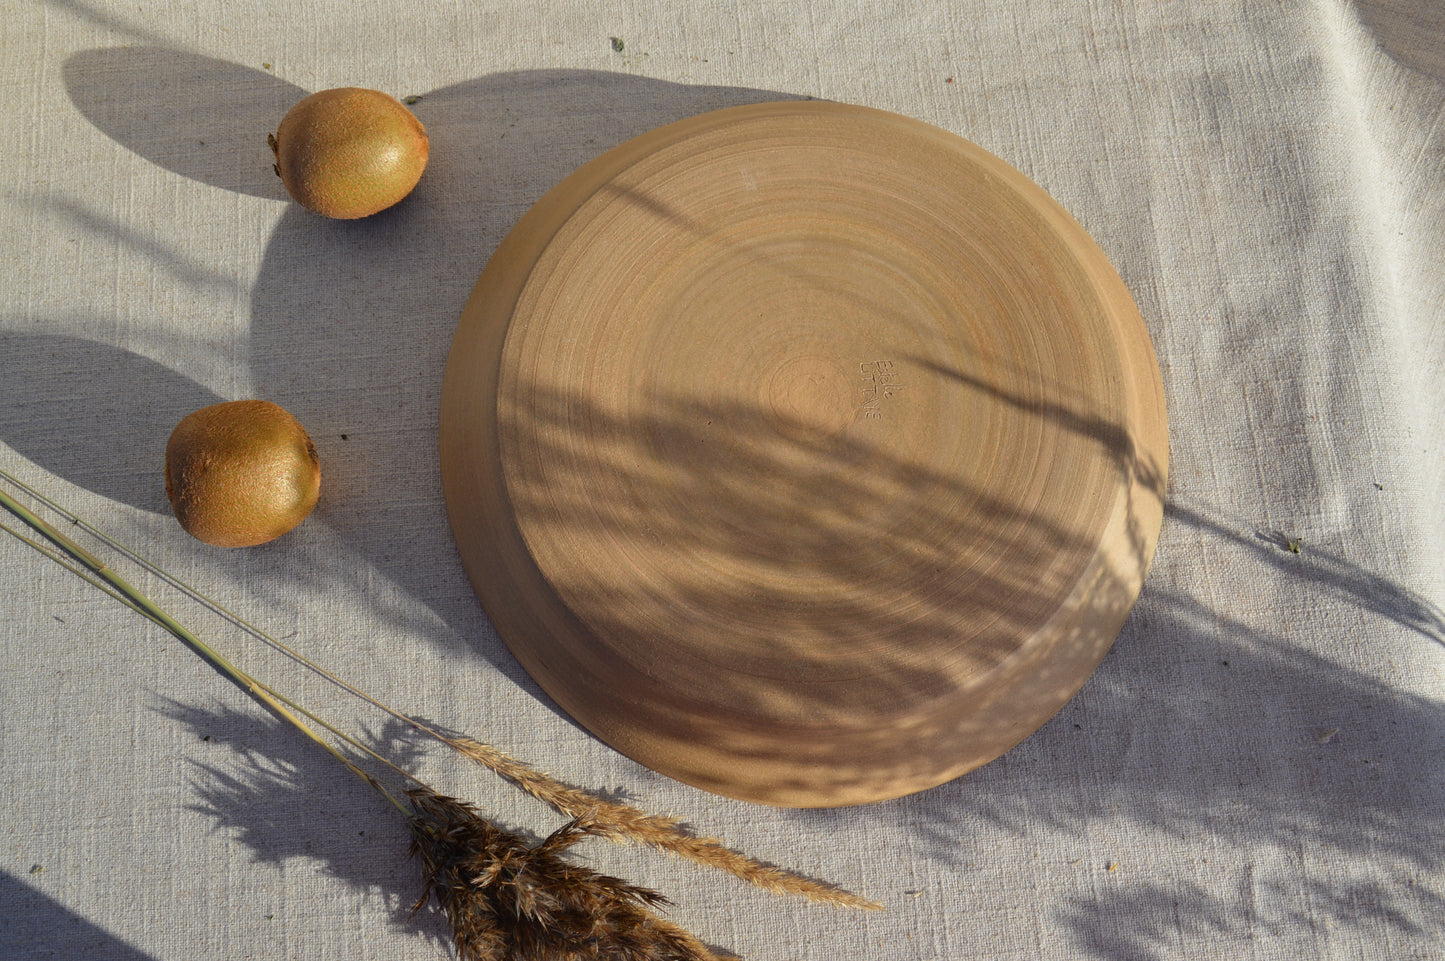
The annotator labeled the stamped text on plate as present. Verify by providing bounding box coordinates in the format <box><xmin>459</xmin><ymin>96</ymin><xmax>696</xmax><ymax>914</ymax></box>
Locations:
<box><xmin>860</xmin><ymin>361</ymin><xmax>903</xmax><ymax>420</ymax></box>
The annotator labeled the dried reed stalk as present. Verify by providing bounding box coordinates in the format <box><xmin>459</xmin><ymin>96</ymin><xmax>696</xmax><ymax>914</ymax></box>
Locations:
<box><xmin>0</xmin><ymin>468</ymin><xmax>878</xmax><ymax>912</ymax></box>
<box><xmin>440</xmin><ymin>734</ymin><xmax>881</xmax><ymax>911</ymax></box>
<box><xmin>0</xmin><ymin>471</ymin><xmax>880</xmax><ymax>959</ymax></box>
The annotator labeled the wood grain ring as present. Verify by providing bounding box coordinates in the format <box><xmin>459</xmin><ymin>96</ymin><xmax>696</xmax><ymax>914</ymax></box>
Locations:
<box><xmin>440</xmin><ymin>101</ymin><xmax>1167</xmax><ymax>807</ymax></box>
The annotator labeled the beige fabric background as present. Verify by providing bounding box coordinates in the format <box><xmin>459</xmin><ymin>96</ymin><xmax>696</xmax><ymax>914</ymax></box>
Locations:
<box><xmin>3</xmin><ymin>1</ymin><xmax>1443</xmax><ymax>958</ymax></box>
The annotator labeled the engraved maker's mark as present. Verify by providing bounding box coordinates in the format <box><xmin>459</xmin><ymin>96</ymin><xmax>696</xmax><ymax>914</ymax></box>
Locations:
<box><xmin>860</xmin><ymin>361</ymin><xmax>903</xmax><ymax>420</ymax></box>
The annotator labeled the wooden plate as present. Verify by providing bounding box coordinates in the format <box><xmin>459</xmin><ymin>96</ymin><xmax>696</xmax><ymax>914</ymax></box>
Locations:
<box><xmin>440</xmin><ymin>101</ymin><xmax>1167</xmax><ymax>807</ymax></box>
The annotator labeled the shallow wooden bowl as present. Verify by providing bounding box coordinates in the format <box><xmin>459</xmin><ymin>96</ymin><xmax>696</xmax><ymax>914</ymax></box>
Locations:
<box><xmin>440</xmin><ymin>101</ymin><xmax>1167</xmax><ymax>807</ymax></box>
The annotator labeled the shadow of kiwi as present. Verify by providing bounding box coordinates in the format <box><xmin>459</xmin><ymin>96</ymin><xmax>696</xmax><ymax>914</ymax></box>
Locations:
<box><xmin>63</xmin><ymin>47</ymin><xmax>303</xmax><ymax>201</ymax></box>
<box><xmin>0</xmin><ymin>331</ymin><xmax>223</xmax><ymax>512</ymax></box>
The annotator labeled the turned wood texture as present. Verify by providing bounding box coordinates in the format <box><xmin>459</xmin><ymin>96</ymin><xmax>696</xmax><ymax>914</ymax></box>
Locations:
<box><xmin>440</xmin><ymin>101</ymin><xmax>1168</xmax><ymax>807</ymax></box>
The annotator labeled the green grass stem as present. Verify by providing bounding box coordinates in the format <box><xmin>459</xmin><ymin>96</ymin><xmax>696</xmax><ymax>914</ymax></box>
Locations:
<box><xmin>0</xmin><ymin>480</ymin><xmax>410</xmax><ymax>817</ymax></box>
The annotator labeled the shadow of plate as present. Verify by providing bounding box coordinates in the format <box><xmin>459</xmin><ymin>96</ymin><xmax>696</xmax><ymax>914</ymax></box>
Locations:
<box><xmin>1355</xmin><ymin>0</ymin><xmax>1445</xmax><ymax>80</ymax></box>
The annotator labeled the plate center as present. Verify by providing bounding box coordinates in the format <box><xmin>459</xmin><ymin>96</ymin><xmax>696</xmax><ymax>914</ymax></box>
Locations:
<box><xmin>765</xmin><ymin>354</ymin><xmax>855</xmax><ymax>437</ymax></box>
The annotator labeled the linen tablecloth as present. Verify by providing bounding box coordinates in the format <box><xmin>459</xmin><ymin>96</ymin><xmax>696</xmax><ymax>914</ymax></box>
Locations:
<box><xmin>3</xmin><ymin>1</ymin><xmax>1442</xmax><ymax>958</ymax></box>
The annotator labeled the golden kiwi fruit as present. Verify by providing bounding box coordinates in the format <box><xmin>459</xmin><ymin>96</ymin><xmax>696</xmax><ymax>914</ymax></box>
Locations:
<box><xmin>165</xmin><ymin>400</ymin><xmax>321</xmax><ymax>548</ymax></box>
<box><xmin>268</xmin><ymin>87</ymin><xmax>429</xmax><ymax>219</ymax></box>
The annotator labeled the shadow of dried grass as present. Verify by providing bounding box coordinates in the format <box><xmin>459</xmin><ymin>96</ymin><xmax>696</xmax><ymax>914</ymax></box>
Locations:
<box><xmin>1058</xmin><ymin>873</ymin><xmax>1445</xmax><ymax>961</ymax></box>
<box><xmin>152</xmin><ymin>698</ymin><xmax>448</xmax><ymax>949</ymax></box>
<box><xmin>150</xmin><ymin>700</ymin><xmax>755</xmax><ymax>959</ymax></box>
<box><xmin>481</xmin><ymin>364</ymin><xmax>1162</xmax><ymax>805</ymax></box>
<box><xmin>1174</xmin><ymin>503</ymin><xmax>1445</xmax><ymax>647</ymax></box>
<box><xmin>901</xmin><ymin>587</ymin><xmax>1445</xmax><ymax>856</ymax></box>
<box><xmin>867</xmin><ymin>517</ymin><xmax>1445</xmax><ymax>956</ymax></box>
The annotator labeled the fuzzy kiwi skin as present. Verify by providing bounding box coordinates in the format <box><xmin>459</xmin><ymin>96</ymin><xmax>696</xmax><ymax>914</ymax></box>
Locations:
<box><xmin>270</xmin><ymin>87</ymin><xmax>429</xmax><ymax>219</ymax></box>
<box><xmin>165</xmin><ymin>400</ymin><xmax>321</xmax><ymax>548</ymax></box>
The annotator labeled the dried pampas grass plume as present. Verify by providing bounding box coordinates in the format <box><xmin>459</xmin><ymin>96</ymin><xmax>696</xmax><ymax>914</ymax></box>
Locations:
<box><xmin>407</xmin><ymin>788</ymin><xmax>729</xmax><ymax>961</ymax></box>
